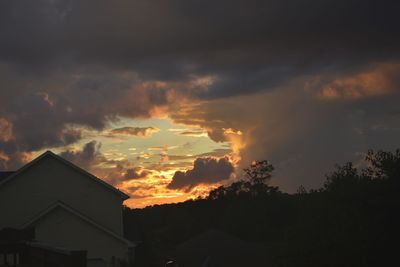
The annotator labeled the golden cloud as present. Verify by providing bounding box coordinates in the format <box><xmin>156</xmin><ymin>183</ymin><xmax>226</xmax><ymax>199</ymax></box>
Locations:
<box><xmin>0</xmin><ymin>118</ymin><xmax>13</xmax><ymax>142</ymax></box>
<box><xmin>108</xmin><ymin>126</ymin><xmax>160</xmax><ymax>137</ymax></box>
<box><xmin>312</xmin><ymin>63</ymin><xmax>400</xmax><ymax>100</ymax></box>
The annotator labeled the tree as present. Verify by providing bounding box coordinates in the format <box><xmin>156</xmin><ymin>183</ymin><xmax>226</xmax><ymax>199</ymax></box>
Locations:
<box><xmin>208</xmin><ymin>160</ymin><xmax>277</xmax><ymax>199</ymax></box>
<box><xmin>323</xmin><ymin>162</ymin><xmax>360</xmax><ymax>192</ymax></box>
<box><xmin>296</xmin><ymin>185</ymin><xmax>307</xmax><ymax>195</ymax></box>
<box><xmin>244</xmin><ymin>160</ymin><xmax>274</xmax><ymax>185</ymax></box>
<box><xmin>364</xmin><ymin>149</ymin><xmax>400</xmax><ymax>181</ymax></box>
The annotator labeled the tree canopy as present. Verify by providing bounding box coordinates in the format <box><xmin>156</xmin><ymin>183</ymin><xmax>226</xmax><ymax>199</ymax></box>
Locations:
<box><xmin>124</xmin><ymin>149</ymin><xmax>400</xmax><ymax>267</ymax></box>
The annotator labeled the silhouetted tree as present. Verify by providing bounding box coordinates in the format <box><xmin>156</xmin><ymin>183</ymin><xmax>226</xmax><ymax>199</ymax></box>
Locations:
<box><xmin>364</xmin><ymin>149</ymin><xmax>400</xmax><ymax>180</ymax></box>
<box><xmin>296</xmin><ymin>185</ymin><xmax>307</xmax><ymax>195</ymax></box>
<box><xmin>208</xmin><ymin>160</ymin><xmax>278</xmax><ymax>200</ymax></box>
<box><xmin>123</xmin><ymin>149</ymin><xmax>400</xmax><ymax>267</ymax></box>
<box><xmin>244</xmin><ymin>160</ymin><xmax>278</xmax><ymax>196</ymax></box>
<box><xmin>244</xmin><ymin>160</ymin><xmax>274</xmax><ymax>185</ymax></box>
<box><xmin>323</xmin><ymin>162</ymin><xmax>361</xmax><ymax>192</ymax></box>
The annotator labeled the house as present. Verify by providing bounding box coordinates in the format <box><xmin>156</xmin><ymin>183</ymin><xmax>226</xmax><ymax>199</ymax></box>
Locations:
<box><xmin>0</xmin><ymin>227</ymin><xmax>87</xmax><ymax>267</ymax></box>
<box><xmin>0</xmin><ymin>151</ymin><xmax>136</xmax><ymax>267</ymax></box>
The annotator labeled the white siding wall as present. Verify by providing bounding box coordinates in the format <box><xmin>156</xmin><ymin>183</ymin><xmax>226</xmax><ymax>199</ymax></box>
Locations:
<box><xmin>34</xmin><ymin>207</ymin><xmax>129</xmax><ymax>266</ymax></box>
<box><xmin>0</xmin><ymin>156</ymin><xmax>124</xmax><ymax>235</ymax></box>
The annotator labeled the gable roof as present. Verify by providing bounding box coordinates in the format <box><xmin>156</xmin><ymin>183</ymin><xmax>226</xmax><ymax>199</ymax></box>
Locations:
<box><xmin>0</xmin><ymin>171</ymin><xmax>15</xmax><ymax>183</ymax></box>
<box><xmin>0</xmin><ymin>151</ymin><xmax>129</xmax><ymax>200</ymax></box>
<box><xmin>21</xmin><ymin>201</ymin><xmax>136</xmax><ymax>247</ymax></box>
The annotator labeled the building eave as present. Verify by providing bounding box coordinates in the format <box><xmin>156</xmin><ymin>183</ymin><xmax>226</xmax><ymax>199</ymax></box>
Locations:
<box><xmin>21</xmin><ymin>201</ymin><xmax>136</xmax><ymax>247</ymax></box>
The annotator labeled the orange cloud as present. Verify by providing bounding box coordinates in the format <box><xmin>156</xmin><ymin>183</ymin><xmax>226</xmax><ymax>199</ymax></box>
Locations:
<box><xmin>314</xmin><ymin>63</ymin><xmax>400</xmax><ymax>100</ymax></box>
<box><xmin>0</xmin><ymin>118</ymin><xmax>13</xmax><ymax>142</ymax></box>
<box><xmin>179</xmin><ymin>130</ymin><xmax>208</xmax><ymax>137</ymax></box>
<box><xmin>108</xmin><ymin>126</ymin><xmax>159</xmax><ymax>137</ymax></box>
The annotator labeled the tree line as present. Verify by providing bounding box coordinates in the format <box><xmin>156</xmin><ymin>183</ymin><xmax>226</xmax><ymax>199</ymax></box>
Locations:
<box><xmin>123</xmin><ymin>149</ymin><xmax>400</xmax><ymax>267</ymax></box>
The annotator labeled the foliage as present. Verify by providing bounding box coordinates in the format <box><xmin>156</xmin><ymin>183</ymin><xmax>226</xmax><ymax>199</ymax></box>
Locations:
<box><xmin>244</xmin><ymin>160</ymin><xmax>274</xmax><ymax>184</ymax></box>
<box><xmin>208</xmin><ymin>160</ymin><xmax>278</xmax><ymax>200</ymax></box>
<box><xmin>364</xmin><ymin>149</ymin><xmax>400</xmax><ymax>180</ymax></box>
<box><xmin>124</xmin><ymin>149</ymin><xmax>400</xmax><ymax>267</ymax></box>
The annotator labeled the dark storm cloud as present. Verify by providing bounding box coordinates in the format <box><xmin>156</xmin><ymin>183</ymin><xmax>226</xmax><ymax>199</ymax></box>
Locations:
<box><xmin>0</xmin><ymin>66</ymin><xmax>175</xmax><ymax>168</ymax></box>
<box><xmin>168</xmin><ymin>157</ymin><xmax>235</xmax><ymax>191</ymax></box>
<box><xmin>0</xmin><ymin>0</ymin><xmax>399</xmax><ymax>91</ymax></box>
<box><xmin>1</xmin><ymin>0</ymin><xmax>399</xmax><ymax>114</ymax></box>
<box><xmin>7</xmin><ymin>93</ymin><xmax>82</xmax><ymax>151</ymax></box>
<box><xmin>59</xmin><ymin>140</ymin><xmax>103</xmax><ymax>170</ymax></box>
<box><xmin>124</xmin><ymin>167</ymin><xmax>151</xmax><ymax>180</ymax></box>
<box><xmin>170</xmin><ymin>73</ymin><xmax>400</xmax><ymax>192</ymax></box>
<box><xmin>0</xmin><ymin>92</ymin><xmax>83</xmax><ymax>169</ymax></box>
<box><xmin>1</xmin><ymin>0</ymin><xmax>400</xmax><ymax>193</ymax></box>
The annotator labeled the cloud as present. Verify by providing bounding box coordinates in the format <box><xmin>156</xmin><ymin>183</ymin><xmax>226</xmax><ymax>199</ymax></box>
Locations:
<box><xmin>163</xmin><ymin>148</ymin><xmax>232</xmax><ymax>162</ymax></box>
<box><xmin>155</xmin><ymin>147</ymin><xmax>233</xmax><ymax>165</ymax></box>
<box><xmin>109</xmin><ymin>126</ymin><xmax>159</xmax><ymax>138</ymax></box>
<box><xmin>0</xmin><ymin>68</ymin><xmax>180</xmax><ymax>167</ymax></box>
<box><xmin>0</xmin><ymin>151</ymin><xmax>32</xmax><ymax>171</ymax></box>
<box><xmin>167</xmin><ymin>157</ymin><xmax>235</xmax><ymax>191</ymax></box>
<box><xmin>124</xmin><ymin>167</ymin><xmax>151</xmax><ymax>180</ymax></box>
<box><xmin>196</xmin><ymin>149</ymin><xmax>233</xmax><ymax>158</ymax></box>
<box><xmin>179</xmin><ymin>130</ymin><xmax>208</xmax><ymax>137</ymax></box>
<box><xmin>0</xmin><ymin>118</ymin><xmax>13</xmax><ymax>142</ymax></box>
<box><xmin>171</xmin><ymin>78</ymin><xmax>400</xmax><ymax>192</ymax></box>
<box><xmin>59</xmin><ymin>140</ymin><xmax>103</xmax><ymax>171</ymax></box>
<box><xmin>308</xmin><ymin>63</ymin><xmax>400</xmax><ymax>100</ymax></box>
<box><xmin>58</xmin><ymin>141</ymin><xmax>151</xmax><ymax>185</ymax></box>
<box><xmin>1</xmin><ymin>0</ymin><xmax>399</xmax><ymax>155</ymax></box>
<box><xmin>0</xmin><ymin>0</ymin><xmax>400</xmax><ymax>204</ymax></box>
<box><xmin>0</xmin><ymin>93</ymin><xmax>83</xmax><ymax>151</ymax></box>
<box><xmin>1</xmin><ymin>1</ymin><xmax>399</xmax><ymax>95</ymax></box>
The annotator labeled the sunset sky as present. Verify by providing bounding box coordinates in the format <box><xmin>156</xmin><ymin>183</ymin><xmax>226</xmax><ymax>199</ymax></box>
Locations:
<box><xmin>1</xmin><ymin>0</ymin><xmax>399</xmax><ymax>207</ymax></box>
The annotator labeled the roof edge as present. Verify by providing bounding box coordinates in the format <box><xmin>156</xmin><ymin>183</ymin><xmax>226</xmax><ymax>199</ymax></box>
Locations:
<box><xmin>21</xmin><ymin>201</ymin><xmax>136</xmax><ymax>247</ymax></box>
<box><xmin>0</xmin><ymin>151</ymin><xmax>130</xmax><ymax>200</ymax></box>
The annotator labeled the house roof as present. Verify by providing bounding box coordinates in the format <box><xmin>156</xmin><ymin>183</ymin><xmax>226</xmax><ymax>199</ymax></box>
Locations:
<box><xmin>0</xmin><ymin>171</ymin><xmax>15</xmax><ymax>183</ymax></box>
<box><xmin>0</xmin><ymin>151</ymin><xmax>129</xmax><ymax>200</ymax></box>
<box><xmin>21</xmin><ymin>201</ymin><xmax>136</xmax><ymax>248</ymax></box>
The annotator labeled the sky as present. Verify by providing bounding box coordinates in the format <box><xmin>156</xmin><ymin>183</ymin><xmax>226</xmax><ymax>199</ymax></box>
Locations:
<box><xmin>0</xmin><ymin>0</ymin><xmax>399</xmax><ymax>208</ymax></box>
